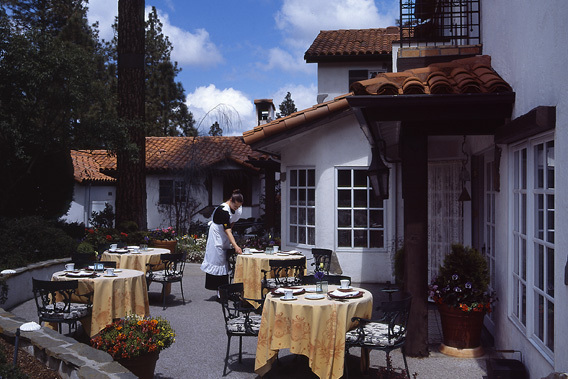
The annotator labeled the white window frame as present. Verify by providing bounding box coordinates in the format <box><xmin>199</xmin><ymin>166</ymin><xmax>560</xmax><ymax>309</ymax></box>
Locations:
<box><xmin>510</xmin><ymin>133</ymin><xmax>555</xmax><ymax>360</ymax></box>
<box><xmin>287</xmin><ymin>167</ymin><xmax>316</xmax><ymax>247</ymax></box>
<box><xmin>335</xmin><ymin>167</ymin><xmax>386</xmax><ymax>250</ymax></box>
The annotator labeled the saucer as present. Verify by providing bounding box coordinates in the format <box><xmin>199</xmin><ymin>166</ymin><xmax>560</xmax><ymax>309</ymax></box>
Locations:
<box><xmin>337</xmin><ymin>286</ymin><xmax>354</xmax><ymax>292</ymax></box>
<box><xmin>280</xmin><ymin>296</ymin><xmax>297</xmax><ymax>301</ymax></box>
<box><xmin>104</xmin><ymin>273</ymin><xmax>117</xmax><ymax>277</ymax></box>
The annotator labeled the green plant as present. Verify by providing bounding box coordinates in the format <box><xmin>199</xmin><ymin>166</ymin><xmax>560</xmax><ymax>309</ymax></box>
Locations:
<box><xmin>176</xmin><ymin>234</ymin><xmax>207</xmax><ymax>263</ymax></box>
<box><xmin>89</xmin><ymin>203</ymin><xmax>115</xmax><ymax>229</ymax></box>
<box><xmin>90</xmin><ymin>314</ymin><xmax>175</xmax><ymax>360</ymax></box>
<box><xmin>429</xmin><ymin>244</ymin><xmax>496</xmax><ymax>313</ymax></box>
<box><xmin>149</xmin><ymin>227</ymin><xmax>176</xmax><ymax>241</ymax></box>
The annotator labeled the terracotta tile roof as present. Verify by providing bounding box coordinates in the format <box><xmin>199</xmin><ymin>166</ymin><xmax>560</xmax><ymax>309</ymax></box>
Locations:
<box><xmin>243</xmin><ymin>55</ymin><xmax>512</xmax><ymax>145</ymax></box>
<box><xmin>351</xmin><ymin>55</ymin><xmax>512</xmax><ymax>95</ymax></box>
<box><xmin>304</xmin><ymin>27</ymin><xmax>400</xmax><ymax>62</ymax></box>
<box><xmin>72</xmin><ymin>137</ymin><xmax>268</xmax><ymax>183</ymax></box>
<box><xmin>243</xmin><ymin>94</ymin><xmax>352</xmax><ymax>145</ymax></box>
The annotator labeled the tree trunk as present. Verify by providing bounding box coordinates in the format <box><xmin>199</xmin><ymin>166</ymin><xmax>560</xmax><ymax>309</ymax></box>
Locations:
<box><xmin>401</xmin><ymin>125</ymin><xmax>429</xmax><ymax>357</ymax></box>
<box><xmin>116</xmin><ymin>0</ymin><xmax>147</xmax><ymax>230</ymax></box>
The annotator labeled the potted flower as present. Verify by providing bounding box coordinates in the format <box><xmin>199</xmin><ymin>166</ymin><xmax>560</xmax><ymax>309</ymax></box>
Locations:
<box><xmin>149</xmin><ymin>227</ymin><xmax>177</xmax><ymax>253</ymax></box>
<box><xmin>91</xmin><ymin>314</ymin><xmax>175</xmax><ymax>379</ymax></box>
<box><xmin>429</xmin><ymin>244</ymin><xmax>496</xmax><ymax>356</ymax></box>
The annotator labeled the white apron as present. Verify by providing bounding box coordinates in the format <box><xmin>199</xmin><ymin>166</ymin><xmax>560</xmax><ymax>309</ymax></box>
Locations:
<box><xmin>200</xmin><ymin>203</ymin><xmax>242</xmax><ymax>276</ymax></box>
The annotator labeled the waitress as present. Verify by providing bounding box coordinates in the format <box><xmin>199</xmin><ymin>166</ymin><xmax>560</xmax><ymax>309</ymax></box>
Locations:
<box><xmin>201</xmin><ymin>189</ymin><xmax>243</xmax><ymax>294</ymax></box>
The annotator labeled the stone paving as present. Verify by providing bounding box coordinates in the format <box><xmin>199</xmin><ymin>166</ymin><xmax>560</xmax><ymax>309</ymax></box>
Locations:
<box><xmin>9</xmin><ymin>263</ymin><xmax>490</xmax><ymax>378</ymax></box>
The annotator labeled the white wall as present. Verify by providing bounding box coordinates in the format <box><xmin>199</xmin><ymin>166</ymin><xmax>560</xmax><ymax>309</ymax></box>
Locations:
<box><xmin>317</xmin><ymin>61</ymin><xmax>389</xmax><ymax>102</ymax></box>
<box><xmin>483</xmin><ymin>1</ymin><xmax>568</xmax><ymax>376</ymax></box>
<box><xmin>279</xmin><ymin>114</ymin><xmax>395</xmax><ymax>283</ymax></box>
<box><xmin>62</xmin><ymin>183</ymin><xmax>115</xmax><ymax>226</ymax></box>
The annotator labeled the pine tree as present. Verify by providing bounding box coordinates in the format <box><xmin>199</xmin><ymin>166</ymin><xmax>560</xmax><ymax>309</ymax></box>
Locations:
<box><xmin>208</xmin><ymin>121</ymin><xmax>223</xmax><ymax>136</ymax></box>
<box><xmin>276</xmin><ymin>92</ymin><xmax>297</xmax><ymax>118</ymax></box>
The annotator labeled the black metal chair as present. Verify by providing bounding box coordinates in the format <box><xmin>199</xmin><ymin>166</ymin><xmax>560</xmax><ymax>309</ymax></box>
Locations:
<box><xmin>261</xmin><ymin>257</ymin><xmax>306</xmax><ymax>298</ymax></box>
<box><xmin>32</xmin><ymin>278</ymin><xmax>92</xmax><ymax>334</ymax></box>
<box><xmin>218</xmin><ymin>282</ymin><xmax>262</xmax><ymax>376</ymax></box>
<box><xmin>146</xmin><ymin>252</ymin><xmax>186</xmax><ymax>310</ymax></box>
<box><xmin>71</xmin><ymin>253</ymin><xmax>96</xmax><ymax>270</ymax></box>
<box><xmin>302</xmin><ymin>274</ymin><xmax>352</xmax><ymax>286</ymax></box>
<box><xmin>345</xmin><ymin>293</ymin><xmax>412</xmax><ymax>378</ymax></box>
<box><xmin>226</xmin><ymin>248</ymin><xmax>238</xmax><ymax>283</ymax></box>
<box><xmin>311</xmin><ymin>248</ymin><xmax>332</xmax><ymax>274</ymax></box>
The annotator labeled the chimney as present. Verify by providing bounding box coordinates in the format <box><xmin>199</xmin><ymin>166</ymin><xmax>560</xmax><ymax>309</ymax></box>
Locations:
<box><xmin>254</xmin><ymin>99</ymin><xmax>276</xmax><ymax>126</ymax></box>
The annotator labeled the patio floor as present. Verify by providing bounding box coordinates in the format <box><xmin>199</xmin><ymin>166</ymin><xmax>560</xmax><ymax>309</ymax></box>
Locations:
<box><xmin>10</xmin><ymin>263</ymin><xmax>491</xmax><ymax>378</ymax></box>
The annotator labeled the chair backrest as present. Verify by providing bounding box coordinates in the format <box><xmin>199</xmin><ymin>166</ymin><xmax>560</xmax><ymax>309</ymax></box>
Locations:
<box><xmin>160</xmin><ymin>252</ymin><xmax>186</xmax><ymax>275</ymax></box>
<box><xmin>226</xmin><ymin>249</ymin><xmax>238</xmax><ymax>283</ymax></box>
<box><xmin>71</xmin><ymin>253</ymin><xmax>96</xmax><ymax>263</ymax></box>
<box><xmin>311</xmin><ymin>248</ymin><xmax>332</xmax><ymax>274</ymax></box>
<box><xmin>218</xmin><ymin>282</ymin><xmax>245</xmax><ymax>319</ymax></box>
<box><xmin>378</xmin><ymin>294</ymin><xmax>412</xmax><ymax>346</ymax></box>
<box><xmin>32</xmin><ymin>278</ymin><xmax>79</xmax><ymax>314</ymax></box>
<box><xmin>268</xmin><ymin>257</ymin><xmax>306</xmax><ymax>286</ymax></box>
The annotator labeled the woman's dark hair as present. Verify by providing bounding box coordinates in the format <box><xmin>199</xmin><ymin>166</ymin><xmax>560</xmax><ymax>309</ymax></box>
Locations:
<box><xmin>231</xmin><ymin>189</ymin><xmax>244</xmax><ymax>204</ymax></box>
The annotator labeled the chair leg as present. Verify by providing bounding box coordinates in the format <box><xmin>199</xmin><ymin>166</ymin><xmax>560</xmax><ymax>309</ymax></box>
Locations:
<box><xmin>344</xmin><ymin>347</ymin><xmax>350</xmax><ymax>379</ymax></box>
<box><xmin>238</xmin><ymin>336</ymin><xmax>243</xmax><ymax>363</ymax></box>
<box><xmin>402</xmin><ymin>351</ymin><xmax>410</xmax><ymax>379</ymax></box>
<box><xmin>224</xmin><ymin>335</ymin><xmax>231</xmax><ymax>376</ymax></box>
<box><xmin>162</xmin><ymin>283</ymin><xmax>167</xmax><ymax>310</ymax></box>
<box><xmin>179</xmin><ymin>281</ymin><xmax>185</xmax><ymax>305</ymax></box>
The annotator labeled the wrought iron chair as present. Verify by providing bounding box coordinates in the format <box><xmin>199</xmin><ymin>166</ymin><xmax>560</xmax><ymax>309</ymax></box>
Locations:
<box><xmin>32</xmin><ymin>278</ymin><xmax>92</xmax><ymax>334</ymax></box>
<box><xmin>218</xmin><ymin>282</ymin><xmax>262</xmax><ymax>376</ymax></box>
<box><xmin>261</xmin><ymin>257</ymin><xmax>306</xmax><ymax>298</ymax></box>
<box><xmin>146</xmin><ymin>252</ymin><xmax>186</xmax><ymax>310</ymax></box>
<box><xmin>226</xmin><ymin>248</ymin><xmax>238</xmax><ymax>283</ymax></box>
<box><xmin>345</xmin><ymin>293</ymin><xmax>412</xmax><ymax>378</ymax></box>
<box><xmin>311</xmin><ymin>248</ymin><xmax>332</xmax><ymax>274</ymax></box>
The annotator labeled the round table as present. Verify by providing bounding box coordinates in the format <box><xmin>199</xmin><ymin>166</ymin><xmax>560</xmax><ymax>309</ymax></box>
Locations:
<box><xmin>100</xmin><ymin>247</ymin><xmax>170</xmax><ymax>272</ymax></box>
<box><xmin>51</xmin><ymin>269</ymin><xmax>150</xmax><ymax>337</ymax></box>
<box><xmin>255</xmin><ymin>285</ymin><xmax>373</xmax><ymax>379</ymax></box>
<box><xmin>233</xmin><ymin>252</ymin><xmax>307</xmax><ymax>302</ymax></box>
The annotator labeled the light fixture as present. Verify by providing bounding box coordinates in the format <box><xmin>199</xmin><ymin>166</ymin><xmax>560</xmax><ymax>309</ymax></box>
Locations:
<box><xmin>458</xmin><ymin>136</ymin><xmax>471</xmax><ymax>202</ymax></box>
<box><xmin>368</xmin><ymin>147</ymin><xmax>390</xmax><ymax>200</ymax></box>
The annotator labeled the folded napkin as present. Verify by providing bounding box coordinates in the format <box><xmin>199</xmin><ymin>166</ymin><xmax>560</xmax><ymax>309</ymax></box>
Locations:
<box><xmin>330</xmin><ymin>289</ymin><xmax>359</xmax><ymax>297</ymax></box>
<box><xmin>249</xmin><ymin>248</ymin><xmax>262</xmax><ymax>253</ymax></box>
<box><xmin>287</xmin><ymin>250</ymin><xmax>303</xmax><ymax>255</ymax></box>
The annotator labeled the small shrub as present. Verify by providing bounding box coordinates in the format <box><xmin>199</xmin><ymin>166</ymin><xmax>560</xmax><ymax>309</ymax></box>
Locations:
<box><xmin>177</xmin><ymin>234</ymin><xmax>206</xmax><ymax>263</ymax></box>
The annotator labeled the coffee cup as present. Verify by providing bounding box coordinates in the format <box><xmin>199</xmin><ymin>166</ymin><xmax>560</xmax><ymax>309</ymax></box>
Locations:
<box><xmin>340</xmin><ymin>279</ymin><xmax>350</xmax><ymax>289</ymax></box>
<box><xmin>106</xmin><ymin>268</ymin><xmax>115</xmax><ymax>276</ymax></box>
<box><xmin>110</xmin><ymin>243</ymin><xmax>118</xmax><ymax>251</ymax></box>
<box><xmin>65</xmin><ymin>263</ymin><xmax>75</xmax><ymax>271</ymax></box>
<box><xmin>273</xmin><ymin>245</ymin><xmax>279</xmax><ymax>253</ymax></box>
<box><xmin>283</xmin><ymin>289</ymin><xmax>294</xmax><ymax>299</ymax></box>
<box><xmin>243</xmin><ymin>248</ymin><xmax>251</xmax><ymax>254</ymax></box>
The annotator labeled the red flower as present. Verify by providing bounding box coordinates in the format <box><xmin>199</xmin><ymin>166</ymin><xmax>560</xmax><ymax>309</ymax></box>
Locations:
<box><xmin>106</xmin><ymin>235</ymin><xmax>112</xmax><ymax>241</ymax></box>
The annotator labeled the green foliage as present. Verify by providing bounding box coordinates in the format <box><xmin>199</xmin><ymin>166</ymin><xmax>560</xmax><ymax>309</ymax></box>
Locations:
<box><xmin>89</xmin><ymin>203</ymin><xmax>115</xmax><ymax>229</ymax></box>
<box><xmin>429</xmin><ymin>244</ymin><xmax>496</xmax><ymax>312</ymax></box>
<box><xmin>177</xmin><ymin>234</ymin><xmax>207</xmax><ymax>263</ymax></box>
<box><xmin>276</xmin><ymin>92</ymin><xmax>297</xmax><ymax>118</ymax></box>
<box><xmin>0</xmin><ymin>216</ymin><xmax>77</xmax><ymax>270</ymax></box>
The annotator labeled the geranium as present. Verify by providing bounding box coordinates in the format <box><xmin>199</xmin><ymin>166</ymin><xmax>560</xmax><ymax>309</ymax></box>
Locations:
<box><xmin>429</xmin><ymin>244</ymin><xmax>496</xmax><ymax>313</ymax></box>
<box><xmin>90</xmin><ymin>314</ymin><xmax>175</xmax><ymax>359</ymax></box>
<box><xmin>150</xmin><ymin>227</ymin><xmax>177</xmax><ymax>241</ymax></box>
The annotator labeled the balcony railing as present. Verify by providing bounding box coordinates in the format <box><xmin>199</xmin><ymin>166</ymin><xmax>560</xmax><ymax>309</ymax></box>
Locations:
<box><xmin>400</xmin><ymin>0</ymin><xmax>480</xmax><ymax>47</ymax></box>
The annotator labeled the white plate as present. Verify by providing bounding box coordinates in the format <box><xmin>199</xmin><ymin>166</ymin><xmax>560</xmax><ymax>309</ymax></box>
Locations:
<box><xmin>127</xmin><ymin>246</ymin><xmax>139</xmax><ymax>249</ymax></box>
<box><xmin>305</xmin><ymin>294</ymin><xmax>325</xmax><ymax>300</ymax></box>
<box><xmin>276</xmin><ymin>252</ymin><xmax>289</xmax><ymax>256</ymax></box>
<box><xmin>249</xmin><ymin>248</ymin><xmax>262</xmax><ymax>253</ymax></box>
<box><xmin>280</xmin><ymin>296</ymin><xmax>297</xmax><ymax>301</ymax></box>
<box><xmin>104</xmin><ymin>274</ymin><xmax>117</xmax><ymax>277</ymax></box>
<box><xmin>242</xmin><ymin>252</ymin><xmax>253</xmax><ymax>255</ymax></box>
<box><xmin>67</xmin><ymin>271</ymin><xmax>95</xmax><ymax>277</ymax></box>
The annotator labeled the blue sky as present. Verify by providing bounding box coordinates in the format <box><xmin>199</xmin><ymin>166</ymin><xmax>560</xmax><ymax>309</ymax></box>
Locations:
<box><xmin>87</xmin><ymin>0</ymin><xmax>399</xmax><ymax>135</ymax></box>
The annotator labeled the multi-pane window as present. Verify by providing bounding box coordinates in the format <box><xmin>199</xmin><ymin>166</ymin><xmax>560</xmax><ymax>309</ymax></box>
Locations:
<box><xmin>484</xmin><ymin>158</ymin><xmax>497</xmax><ymax>321</ymax></box>
<box><xmin>289</xmin><ymin>168</ymin><xmax>315</xmax><ymax>246</ymax></box>
<box><xmin>159</xmin><ymin>180</ymin><xmax>186</xmax><ymax>205</ymax></box>
<box><xmin>337</xmin><ymin>168</ymin><xmax>385</xmax><ymax>249</ymax></box>
<box><xmin>512</xmin><ymin>137</ymin><xmax>555</xmax><ymax>354</ymax></box>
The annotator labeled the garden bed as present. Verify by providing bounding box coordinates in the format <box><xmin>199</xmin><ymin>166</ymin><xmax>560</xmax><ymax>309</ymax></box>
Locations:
<box><xmin>0</xmin><ymin>336</ymin><xmax>62</xmax><ymax>379</ymax></box>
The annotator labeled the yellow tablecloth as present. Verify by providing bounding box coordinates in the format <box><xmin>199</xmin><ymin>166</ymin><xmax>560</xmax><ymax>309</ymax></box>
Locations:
<box><xmin>100</xmin><ymin>247</ymin><xmax>169</xmax><ymax>272</ymax></box>
<box><xmin>255</xmin><ymin>286</ymin><xmax>373</xmax><ymax>379</ymax></box>
<box><xmin>51</xmin><ymin>269</ymin><xmax>150</xmax><ymax>337</ymax></box>
<box><xmin>233</xmin><ymin>253</ymin><xmax>306</xmax><ymax>302</ymax></box>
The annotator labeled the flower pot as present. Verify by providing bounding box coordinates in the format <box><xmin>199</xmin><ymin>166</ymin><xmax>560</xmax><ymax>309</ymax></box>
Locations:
<box><xmin>118</xmin><ymin>351</ymin><xmax>159</xmax><ymax>379</ymax></box>
<box><xmin>437</xmin><ymin>303</ymin><xmax>485</xmax><ymax>357</ymax></box>
<box><xmin>151</xmin><ymin>239</ymin><xmax>177</xmax><ymax>253</ymax></box>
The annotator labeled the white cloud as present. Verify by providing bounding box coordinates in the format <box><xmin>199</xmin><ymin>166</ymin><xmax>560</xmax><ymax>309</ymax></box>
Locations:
<box><xmin>263</xmin><ymin>47</ymin><xmax>314</xmax><ymax>74</ymax></box>
<box><xmin>86</xmin><ymin>3</ymin><xmax>222</xmax><ymax>67</ymax></box>
<box><xmin>186</xmin><ymin>85</ymin><xmax>255</xmax><ymax>136</ymax></box>
<box><xmin>151</xmin><ymin>7</ymin><xmax>223</xmax><ymax>67</ymax></box>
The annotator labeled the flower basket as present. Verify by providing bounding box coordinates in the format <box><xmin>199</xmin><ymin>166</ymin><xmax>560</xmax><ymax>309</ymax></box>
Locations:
<box><xmin>151</xmin><ymin>239</ymin><xmax>177</xmax><ymax>253</ymax></box>
<box><xmin>117</xmin><ymin>350</ymin><xmax>160</xmax><ymax>379</ymax></box>
<box><xmin>438</xmin><ymin>302</ymin><xmax>485</xmax><ymax>352</ymax></box>
<box><xmin>91</xmin><ymin>314</ymin><xmax>175</xmax><ymax>376</ymax></box>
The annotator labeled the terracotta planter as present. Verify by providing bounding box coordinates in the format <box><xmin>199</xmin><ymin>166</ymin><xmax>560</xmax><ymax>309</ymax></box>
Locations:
<box><xmin>151</xmin><ymin>239</ymin><xmax>177</xmax><ymax>253</ymax></box>
<box><xmin>117</xmin><ymin>351</ymin><xmax>159</xmax><ymax>379</ymax></box>
<box><xmin>437</xmin><ymin>303</ymin><xmax>485</xmax><ymax>357</ymax></box>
